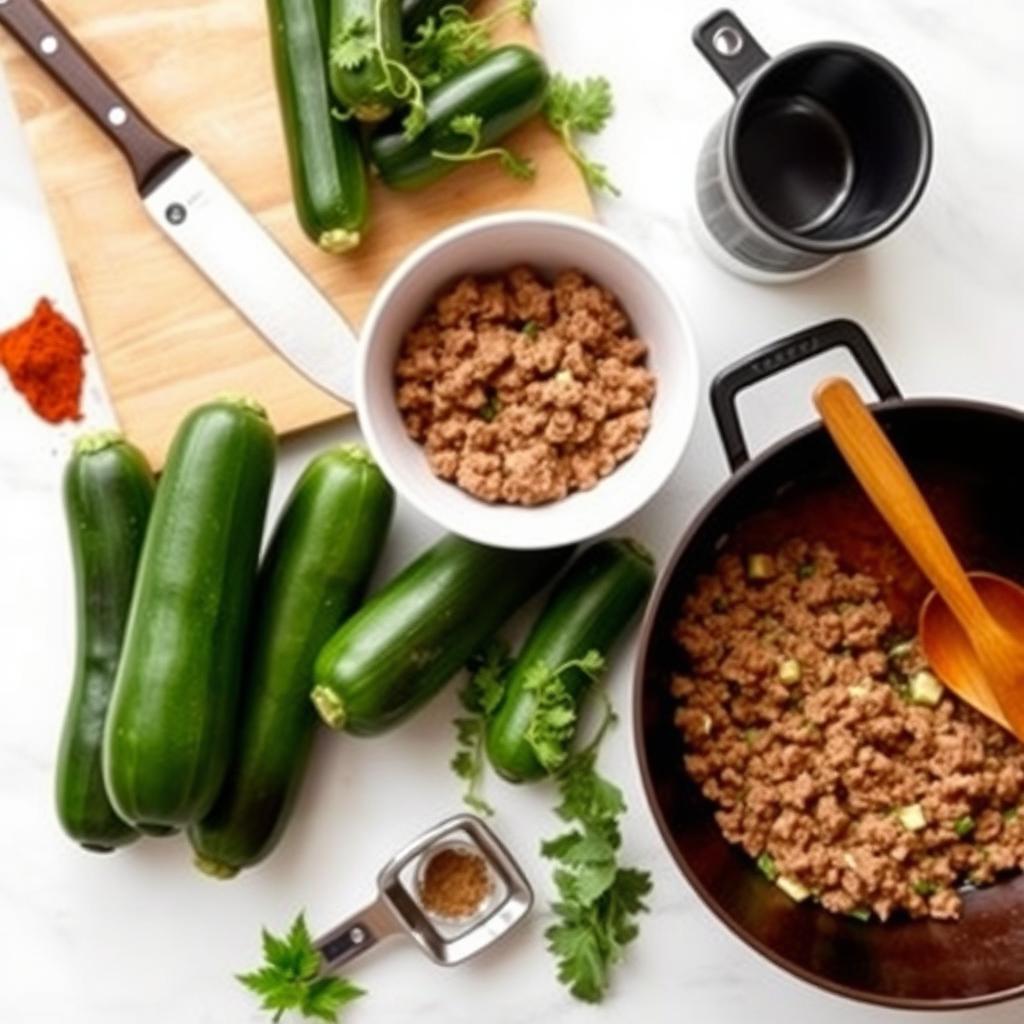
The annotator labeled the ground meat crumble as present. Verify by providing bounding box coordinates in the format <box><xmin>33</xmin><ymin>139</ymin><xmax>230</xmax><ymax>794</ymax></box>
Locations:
<box><xmin>394</xmin><ymin>266</ymin><xmax>656</xmax><ymax>506</ymax></box>
<box><xmin>672</xmin><ymin>537</ymin><xmax>1024</xmax><ymax>922</ymax></box>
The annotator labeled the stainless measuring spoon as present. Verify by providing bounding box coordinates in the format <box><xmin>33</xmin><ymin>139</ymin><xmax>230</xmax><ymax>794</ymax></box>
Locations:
<box><xmin>315</xmin><ymin>814</ymin><xmax>533</xmax><ymax>970</ymax></box>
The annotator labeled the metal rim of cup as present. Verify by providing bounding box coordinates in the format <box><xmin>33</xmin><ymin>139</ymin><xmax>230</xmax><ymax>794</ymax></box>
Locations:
<box><xmin>723</xmin><ymin>41</ymin><xmax>934</xmax><ymax>256</ymax></box>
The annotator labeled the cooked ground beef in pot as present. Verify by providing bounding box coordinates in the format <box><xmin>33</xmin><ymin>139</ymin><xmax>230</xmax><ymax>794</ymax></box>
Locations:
<box><xmin>672</xmin><ymin>537</ymin><xmax>1024</xmax><ymax>922</ymax></box>
<box><xmin>394</xmin><ymin>266</ymin><xmax>656</xmax><ymax>506</ymax></box>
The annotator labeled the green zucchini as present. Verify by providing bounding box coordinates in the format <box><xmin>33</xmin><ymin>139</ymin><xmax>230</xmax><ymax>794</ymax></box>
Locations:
<box><xmin>56</xmin><ymin>433</ymin><xmax>155</xmax><ymax>852</ymax></box>
<box><xmin>329</xmin><ymin>0</ymin><xmax>405</xmax><ymax>121</ymax></box>
<box><xmin>189</xmin><ymin>446</ymin><xmax>394</xmax><ymax>878</ymax></box>
<box><xmin>269</xmin><ymin>0</ymin><xmax>369</xmax><ymax>253</ymax></box>
<box><xmin>103</xmin><ymin>397</ymin><xmax>276</xmax><ymax>833</ymax></box>
<box><xmin>369</xmin><ymin>44</ymin><xmax>549</xmax><ymax>190</ymax></box>
<box><xmin>486</xmin><ymin>539</ymin><xmax>655</xmax><ymax>783</ymax></box>
<box><xmin>312</xmin><ymin>535</ymin><xmax>571</xmax><ymax>735</ymax></box>
<box><xmin>401</xmin><ymin>0</ymin><xmax>479</xmax><ymax>34</ymax></box>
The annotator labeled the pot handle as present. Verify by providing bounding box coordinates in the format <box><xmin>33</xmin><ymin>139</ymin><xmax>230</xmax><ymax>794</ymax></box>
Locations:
<box><xmin>692</xmin><ymin>9</ymin><xmax>770</xmax><ymax>94</ymax></box>
<box><xmin>710</xmin><ymin>319</ymin><xmax>902</xmax><ymax>471</ymax></box>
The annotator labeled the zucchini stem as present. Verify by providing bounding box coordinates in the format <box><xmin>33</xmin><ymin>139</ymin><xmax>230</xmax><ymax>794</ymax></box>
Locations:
<box><xmin>212</xmin><ymin>394</ymin><xmax>270</xmax><ymax>419</ymax></box>
<box><xmin>311</xmin><ymin>686</ymin><xmax>348</xmax><ymax>730</ymax></box>
<box><xmin>72</xmin><ymin>430</ymin><xmax>125</xmax><ymax>456</ymax></box>
<box><xmin>194</xmin><ymin>854</ymin><xmax>240</xmax><ymax>880</ymax></box>
<box><xmin>318</xmin><ymin>228</ymin><xmax>363</xmax><ymax>255</ymax></box>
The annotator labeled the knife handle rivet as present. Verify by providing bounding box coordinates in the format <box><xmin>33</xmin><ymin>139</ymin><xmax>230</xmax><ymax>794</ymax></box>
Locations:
<box><xmin>165</xmin><ymin>203</ymin><xmax>187</xmax><ymax>226</ymax></box>
<box><xmin>107</xmin><ymin>105</ymin><xmax>128</xmax><ymax>128</ymax></box>
<box><xmin>39</xmin><ymin>34</ymin><xmax>59</xmax><ymax>56</ymax></box>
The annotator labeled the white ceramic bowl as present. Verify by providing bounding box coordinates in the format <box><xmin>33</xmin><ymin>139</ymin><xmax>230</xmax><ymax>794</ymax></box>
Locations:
<box><xmin>357</xmin><ymin>211</ymin><xmax>700</xmax><ymax>550</ymax></box>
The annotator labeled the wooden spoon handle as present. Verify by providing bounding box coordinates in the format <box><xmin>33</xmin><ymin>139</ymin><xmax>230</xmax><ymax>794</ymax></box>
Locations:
<box><xmin>813</xmin><ymin>378</ymin><xmax>994</xmax><ymax>637</ymax></box>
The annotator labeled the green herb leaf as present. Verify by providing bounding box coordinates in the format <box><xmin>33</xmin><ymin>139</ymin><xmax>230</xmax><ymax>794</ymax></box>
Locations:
<box><xmin>953</xmin><ymin>814</ymin><xmax>976</xmax><ymax>838</ymax></box>
<box><xmin>449</xmin><ymin>641</ymin><xmax>512</xmax><ymax>815</ymax></box>
<box><xmin>522</xmin><ymin>651</ymin><xmax>605</xmax><ymax>773</ymax></box>
<box><xmin>238</xmin><ymin>913</ymin><xmax>365</xmax><ymax>1023</ymax></box>
<box><xmin>499</xmin><ymin>149</ymin><xmax>537</xmax><ymax>181</ymax></box>
<box><xmin>521</xmin><ymin>319</ymin><xmax>540</xmax><ymax>339</ymax></box>
<box><xmin>432</xmin><ymin>112</ymin><xmax>536</xmax><ymax>182</ymax></box>
<box><xmin>544</xmin><ymin>74</ymin><xmax>619</xmax><ymax>196</ymax></box>
<box><xmin>755</xmin><ymin>852</ymin><xmax>778</xmax><ymax>881</ymax></box>
<box><xmin>299</xmin><ymin>977</ymin><xmax>365</xmax><ymax>1023</ymax></box>
<box><xmin>541</xmin><ymin>713</ymin><xmax>651</xmax><ymax>1004</ymax></box>
<box><xmin>405</xmin><ymin>0</ymin><xmax>536</xmax><ymax>90</ymax></box>
<box><xmin>332</xmin><ymin>1</ymin><xmax>426</xmax><ymax>139</ymax></box>
<box><xmin>330</xmin><ymin>17</ymin><xmax>375</xmax><ymax>71</ymax></box>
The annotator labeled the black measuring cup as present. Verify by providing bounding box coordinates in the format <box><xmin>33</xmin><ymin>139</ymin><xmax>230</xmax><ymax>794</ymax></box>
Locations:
<box><xmin>693</xmin><ymin>9</ymin><xmax>932</xmax><ymax>280</ymax></box>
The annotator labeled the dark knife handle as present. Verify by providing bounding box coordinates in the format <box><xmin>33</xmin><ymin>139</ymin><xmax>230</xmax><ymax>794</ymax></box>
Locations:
<box><xmin>0</xmin><ymin>0</ymin><xmax>188</xmax><ymax>193</ymax></box>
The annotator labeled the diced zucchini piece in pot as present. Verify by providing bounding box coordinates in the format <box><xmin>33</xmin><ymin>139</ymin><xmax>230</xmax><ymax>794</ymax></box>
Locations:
<box><xmin>909</xmin><ymin>670</ymin><xmax>943</xmax><ymax>707</ymax></box>
<box><xmin>778</xmin><ymin>659</ymin><xmax>802</xmax><ymax>684</ymax></box>
<box><xmin>888</xmin><ymin>640</ymin><xmax>914</xmax><ymax>660</ymax></box>
<box><xmin>746</xmin><ymin>553</ymin><xmax>775</xmax><ymax>580</ymax></box>
<box><xmin>776</xmin><ymin>876</ymin><xmax>811</xmax><ymax>903</ymax></box>
<box><xmin>898</xmin><ymin>803</ymin><xmax>927</xmax><ymax>832</ymax></box>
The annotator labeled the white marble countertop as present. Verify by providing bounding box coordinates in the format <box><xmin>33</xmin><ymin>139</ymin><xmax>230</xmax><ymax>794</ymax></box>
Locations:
<box><xmin>3</xmin><ymin>2</ymin><xmax>1024</xmax><ymax>1022</ymax></box>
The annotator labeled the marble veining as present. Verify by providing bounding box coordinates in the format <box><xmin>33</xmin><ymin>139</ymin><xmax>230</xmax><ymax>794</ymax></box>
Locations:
<box><xmin>2</xmin><ymin>2</ymin><xmax>1024</xmax><ymax>1021</ymax></box>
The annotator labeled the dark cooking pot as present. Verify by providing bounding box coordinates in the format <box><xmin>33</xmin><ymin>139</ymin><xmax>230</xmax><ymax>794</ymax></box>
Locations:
<box><xmin>634</xmin><ymin>319</ymin><xmax>1024</xmax><ymax>1009</ymax></box>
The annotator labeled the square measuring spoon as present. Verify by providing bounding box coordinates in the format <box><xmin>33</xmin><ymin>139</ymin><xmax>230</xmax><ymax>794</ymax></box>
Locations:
<box><xmin>314</xmin><ymin>814</ymin><xmax>533</xmax><ymax>971</ymax></box>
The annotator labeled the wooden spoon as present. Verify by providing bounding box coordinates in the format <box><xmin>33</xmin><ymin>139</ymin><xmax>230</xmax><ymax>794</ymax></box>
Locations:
<box><xmin>813</xmin><ymin>376</ymin><xmax>1024</xmax><ymax>740</ymax></box>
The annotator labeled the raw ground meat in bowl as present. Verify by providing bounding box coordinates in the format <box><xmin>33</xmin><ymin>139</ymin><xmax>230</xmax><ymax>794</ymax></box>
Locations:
<box><xmin>356</xmin><ymin>211</ymin><xmax>699</xmax><ymax>551</ymax></box>
<box><xmin>394</xmin><ymin>266</ymin><xmax>657</xmax><ymax>506</ymax></box>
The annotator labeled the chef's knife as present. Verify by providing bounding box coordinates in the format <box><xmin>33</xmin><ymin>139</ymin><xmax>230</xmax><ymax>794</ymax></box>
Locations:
<box><xmin>0</xmin><ymin>0</ymin><xmax>356</xmax><ymax>403</ymax></box>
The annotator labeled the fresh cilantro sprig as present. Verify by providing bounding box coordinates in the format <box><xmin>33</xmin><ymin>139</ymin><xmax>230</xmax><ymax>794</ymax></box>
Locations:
<box><xmin>406</xmin><ymin>0</ymin><xmax>537</xmax><ymax>90</ymax></box>
<box><xmin>542</xmin><ymin>705</ymin><xmax>652</xmax><ymax>1003</ymax></box>
<box><xmin>544</xmin><ymin>74</ymin><xmax>620</xmax><ymax>196</ymax></box>
<box><xmin>330</xmin><ymin>0</ymin><xmax>427</xmax><ymax>138</ymax></box>
<box><xmin>432</xmin><ymin>113</ymin><xmax>536</xmax><ymax>181</ymax></box>
<box><xmin>238</xmin><ymin>913</ymin><xmax>364</xmax><ymax>1023</ymax></box>
<box><xmin>451</xmin><ymin>641</ymin><xmax>512</xmax><ymax>814</ymax></box>
<box><xmin>523</xmin><ymin>650</ymin><xmax>605</xmax><ymax>773</ymax></box>
<box><xmin>331</xmin><ymin>15</ymin><xmax>375</xmax><ymax>72</ymax></box>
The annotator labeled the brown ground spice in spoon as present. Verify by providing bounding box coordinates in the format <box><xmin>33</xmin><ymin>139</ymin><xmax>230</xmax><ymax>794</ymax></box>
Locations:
<box><xmin>418</xmin><ymin>847</ymin><xmax>492</xmax><ymax>920</ymax></box>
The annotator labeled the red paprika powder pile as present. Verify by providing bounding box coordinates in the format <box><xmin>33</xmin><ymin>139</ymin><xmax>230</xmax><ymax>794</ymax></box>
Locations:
<box><xmin>0</xmin><ymin>298</ymin><xmax>85</xmax><ymax>424</ymax></box>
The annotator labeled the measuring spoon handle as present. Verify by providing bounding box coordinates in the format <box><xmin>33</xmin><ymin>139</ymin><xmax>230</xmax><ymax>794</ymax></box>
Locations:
<box><xmin>813</xmin><ymin>377</ymin><xmax>993</xmax><ymax>637</ymax></box>
<box><xmin>315</xmin><ymin>897</ymin><xmax>399</xmax><ymax>972</ymax></box>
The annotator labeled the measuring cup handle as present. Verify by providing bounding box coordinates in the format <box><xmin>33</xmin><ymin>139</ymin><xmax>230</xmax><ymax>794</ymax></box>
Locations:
<box><xmin>315</xmin><ymin>899</ymin><xmax>399</xmax><ymax>972</ymax></box>
<box><xmin>693</xmin><ymin>9</ymin><xmax>771</xmax><ymax>94</ymax></box>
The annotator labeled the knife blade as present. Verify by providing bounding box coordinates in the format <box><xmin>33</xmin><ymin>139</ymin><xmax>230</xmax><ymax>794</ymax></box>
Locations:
<box><xmin>0</xmin><ymin>0</ymin><xmax>357</xmax><ymax>405</ymax></box>
<box><xmin>142</xmin><ymin>157</ymin><xmax>356</xmax><ymax>402</ymax></box>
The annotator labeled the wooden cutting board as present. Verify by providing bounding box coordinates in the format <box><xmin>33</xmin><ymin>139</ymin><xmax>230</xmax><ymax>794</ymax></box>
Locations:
<box><xmin>0</xmin><ymin>0</ymin><xmax>592</xmax><ymax>465</ymax></box>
